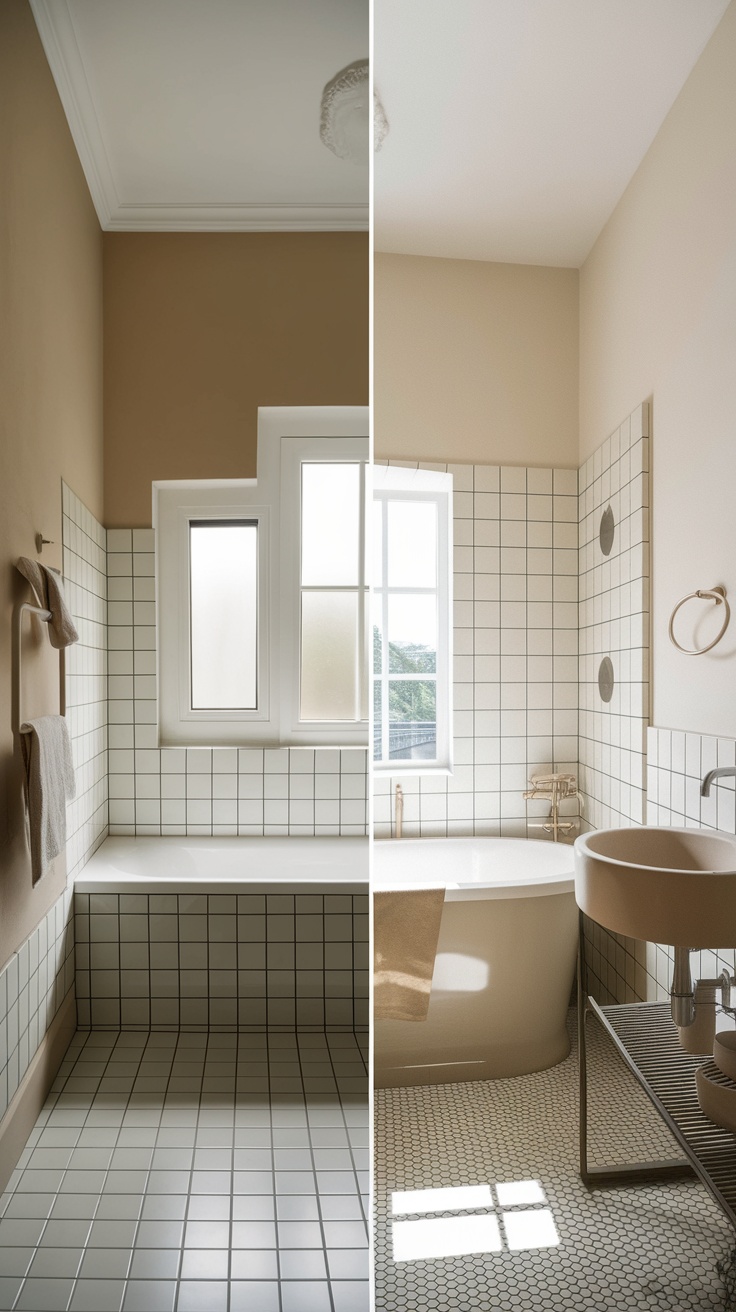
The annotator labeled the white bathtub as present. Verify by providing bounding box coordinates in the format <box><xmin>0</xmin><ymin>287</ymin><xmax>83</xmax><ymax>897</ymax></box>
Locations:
<box><xmin>76</xmin><ymin>835</ymin><xmax>368</xmax><ymax>894</ymax></box>
<box><xmin>373</xmin><ymin>837</ymin><xmax>578</xmax><ymax>1087</ymax></box>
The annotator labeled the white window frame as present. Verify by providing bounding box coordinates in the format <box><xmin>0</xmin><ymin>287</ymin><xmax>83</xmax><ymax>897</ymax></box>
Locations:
<box><xmin>373</xmin><ymin>465</ymin><xmax>453</xmax><ymax>775</ymax></box>
<box><xmin>154</xmin><ymin>406</ymin><xmax>368</xmax><ymax>748</ymax></box>
<box><xmin>156</xmin><ymin>484</ymin><xmax>273</xmax><ymax>745</ymax></box>
<box><xmin>279</xmin><ymin>435</ymin><xmax>368</xmax><ymax>747</ymax></box>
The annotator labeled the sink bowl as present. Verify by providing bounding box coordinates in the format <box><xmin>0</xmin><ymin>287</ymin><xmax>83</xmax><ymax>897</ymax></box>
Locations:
<box><xmin>574</xmin><ymin>827</ymin><xmax>736</xmax><ymax>947</ymax></box>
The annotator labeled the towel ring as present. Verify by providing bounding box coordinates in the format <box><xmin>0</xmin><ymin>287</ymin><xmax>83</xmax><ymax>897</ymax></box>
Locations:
<box><xmin>669</xmin><ymin>586</ymin><xmax>730</xmax><ymax>655</ymax></box>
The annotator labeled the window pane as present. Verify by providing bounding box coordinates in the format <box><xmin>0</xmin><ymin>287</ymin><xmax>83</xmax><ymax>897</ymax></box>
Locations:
<box><xmin>373</xmin><ymin>680</ymin><xmax>382</xmax><ymax>760</ymax></box>
<box><xmin>373</xmin><ymin>497</ymin><xmax>383</xmax><ymax>587</ymax></box>
<box><xmin>373</xmin><ymin>593</ymin><xmax>384</xmax><ymax>672</ymax></box>
<box><xmin>388</xmin><ymin>594</ymin><xmax>437</xmax><ymax>674</ymax></box>
<box><xmin>388</xmin><ymin>679</ymin><xmax>437</xmax><ymax>760</ymax></box>
<box><xmin>388</xmin><ymin>500</ymin><xmax>437</xmax><ymax>588</ymax></box>
<box><xmin>190</xmin><ymin>522</ymin><xmax>257</xmax><ymax>710</ymax></box>
<box><xmin>302</xmin><ymin>463</ymin><xmax>360</xmax><ymax>586</ymax></box>
<box><xmin>361</xmin><ymin>589</ymin><xmax>369</xmax><ymax>722</ymax></box>
<box><xmin>301</xmin><ymin>590</ymin><xmax>359</xmax><ymax>720</ymax></box>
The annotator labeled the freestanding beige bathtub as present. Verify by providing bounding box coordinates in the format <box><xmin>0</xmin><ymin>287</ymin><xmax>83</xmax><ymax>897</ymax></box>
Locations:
<box><xmin>373</xmin><ymin>837</ymin><xmax>578</xmax><ymax>1088</ymax></box>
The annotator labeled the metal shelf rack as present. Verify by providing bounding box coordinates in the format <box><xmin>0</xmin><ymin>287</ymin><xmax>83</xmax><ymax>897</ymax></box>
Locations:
<box><xmin>578</xmin><ymin>929</ymin><xmax>736</xmax><ymax>1231</ymax></box>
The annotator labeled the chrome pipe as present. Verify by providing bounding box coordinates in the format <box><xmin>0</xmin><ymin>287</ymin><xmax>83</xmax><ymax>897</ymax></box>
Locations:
<box><xmin>670</xmin><ymin>946</ymin><xmax>695</xmax><ymax>1027</ymax></box>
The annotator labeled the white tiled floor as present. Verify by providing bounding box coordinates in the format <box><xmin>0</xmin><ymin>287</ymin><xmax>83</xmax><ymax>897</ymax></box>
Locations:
<box><xmin>375</xmin><ymin>1013</ymin><xmax>735</xmax><ymax>1310</ymax></box>
<box><xmin>0</xmin><ymin>1030</ymin><xmax>368</xmax><ymax>1312</ymax></box>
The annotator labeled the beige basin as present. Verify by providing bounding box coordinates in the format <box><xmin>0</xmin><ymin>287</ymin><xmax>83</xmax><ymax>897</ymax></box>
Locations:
<box><xmin>574</xmin><ymin>827</ymin><xmax>736</xmax><ymax>947</ymax></box>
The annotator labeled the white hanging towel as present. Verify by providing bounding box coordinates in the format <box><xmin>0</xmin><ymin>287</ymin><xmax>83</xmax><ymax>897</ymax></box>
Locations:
<box><xmin>20</xmin><ymin>715</ymin><xmax>76</xmax><ymax>884</ymax></box>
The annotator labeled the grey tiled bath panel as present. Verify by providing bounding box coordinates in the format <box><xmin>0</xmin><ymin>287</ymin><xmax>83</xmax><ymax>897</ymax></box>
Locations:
<box><xmin>76</xmin><ymin>892</ymin><xmax>369</xmax><ymax>1032</ymax></box>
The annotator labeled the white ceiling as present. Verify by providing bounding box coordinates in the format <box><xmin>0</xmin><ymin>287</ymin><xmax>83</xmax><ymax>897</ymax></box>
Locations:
<box><xmin>374</xmin><ymin>0</ymin><xmax>731</xmax><ymax>266</ymax></box>
<box><xmin>31</xmin><ymin>0</ymin><xmax>368</xmax><ymax>231</ymax></box>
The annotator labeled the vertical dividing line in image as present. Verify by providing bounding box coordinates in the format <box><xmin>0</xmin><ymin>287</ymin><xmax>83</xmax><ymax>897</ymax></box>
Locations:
<box><xmin>524</xmin><ymin>467</ymin><xmax>530</xmax><ymax>835</ymax></box>
<box><xmin>322</xmin><ymin>894</ymin><xmax>327</xmax><ymax>1035</ymax></box>
<box><xmin>357</xmin><ymin>460</ymin><xmax>367</xmax><ymax>731</ymax></box>
<box><xmin>472</xmin><ymin>463</ymin><xmax>478</xmax><ymax>837</ymax></box>
<box><xmin>380</xmin><ymin>499</ymin><xmax>389</xmax><ymax>788</ymax></box>
<box><xmin>368</xmin><ymin>26</ymin><xmax>376</xmax><ymax>1307</ymax></box>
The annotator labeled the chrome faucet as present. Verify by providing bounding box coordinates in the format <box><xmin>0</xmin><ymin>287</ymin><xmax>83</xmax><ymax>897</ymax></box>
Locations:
<box><xmin>523</xmin><ymin>772</ymin><xmax>581</xmax><ymax>842</ymax></box>
<box><xmin>394</xmin><ymin>783</ymin><xmax>404</xmax><ymax>839</ymax></box>
<box><xmin>701</xmin><ymin>766</ymin><xmax>736</xmax><ymax>796</ymax></box>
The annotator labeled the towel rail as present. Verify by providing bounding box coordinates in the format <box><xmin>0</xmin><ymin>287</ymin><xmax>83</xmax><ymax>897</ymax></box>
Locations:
<box><xmin>13</xmin><ymin>602</ymin><xmax>66</xmax><ymax>735</ymax></box>
<box><xmin>668</xmin><ymin>585</ymin><xmax>730</xmax><ymax>655</ymax></box>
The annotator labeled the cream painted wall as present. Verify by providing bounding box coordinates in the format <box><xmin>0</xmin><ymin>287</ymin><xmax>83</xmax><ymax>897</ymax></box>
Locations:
<box><xmin>580</xmin><ymin>0</ymin><xmax>736</xmax><ymax>738</ymax></box>
<box><xmin>103</xmin><ymin>233</ymin><xmax>369</xmax><ymax>527</ymax></box>
<box><xmin>374</xmin><ymin>254</ymin><xmax>579</xmax><ymax>466</ymax></box>
<box><xmin>0</xmin><ymin>0</ymin><xmax>104</xmax><ymax>965</ymax></box>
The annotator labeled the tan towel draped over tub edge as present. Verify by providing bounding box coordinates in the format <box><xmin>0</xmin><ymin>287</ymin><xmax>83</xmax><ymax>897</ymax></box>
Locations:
<box><xmin>373</xmin><ymin>888</ymin><xmax>446</xmax><ymax>1023</ymax></box>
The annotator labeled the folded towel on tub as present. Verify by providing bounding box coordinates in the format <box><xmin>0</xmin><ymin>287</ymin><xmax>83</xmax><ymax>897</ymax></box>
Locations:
<box><xmin>374</xmin><ymin>889</ymin><xmax>445</xmax><ymax>1022</ymax></box>
<box><xmin>20</xmin><ymin>715</ymin><xmax>76</xmax><ymax>884</ymax></box>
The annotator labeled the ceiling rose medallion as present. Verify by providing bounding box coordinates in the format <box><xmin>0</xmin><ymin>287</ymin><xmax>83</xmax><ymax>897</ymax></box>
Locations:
<box><xmin>320</xmin><ymin>60</ymin><xmax>388</xmax><ymax>164</ymax></box>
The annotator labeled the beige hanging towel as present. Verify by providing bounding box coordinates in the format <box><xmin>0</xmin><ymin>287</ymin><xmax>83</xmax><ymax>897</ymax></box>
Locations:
<box><xmin>16</xmin><ymin>558</ymin><xmax>79</xmax><ymax>648</ymax></box>
<box><xmin>374</xmin><ymin>889</ymin><xmax>445</xmax><ymax>1022</ymax></box>
<box><xmin>20</xmin><ymin>715</ymin><xmax>76</xmax><ymax>884</ymax></box>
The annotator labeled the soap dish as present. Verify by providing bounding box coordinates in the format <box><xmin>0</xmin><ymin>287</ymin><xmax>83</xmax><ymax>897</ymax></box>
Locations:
<box><xmin>713</xmin><ymin>1031</ymin><xmax>736</xmax><ymax>1082</ymax></box>
<box><xmin>696</xmin><ymin>1061</ymin><xmax>736</xmax><ymax>1134</ymax></box>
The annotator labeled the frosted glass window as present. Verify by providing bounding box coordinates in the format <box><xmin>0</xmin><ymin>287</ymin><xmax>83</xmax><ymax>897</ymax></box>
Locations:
<box><xmin>297</xmin><ymin>457</ymin><xmax>367</xmax><ymax>728</ymax></box>
<box><xmin>190</xmin><ymin>522</ymin><xmax>257</xmax><ymax>710</ymax></box>
<box><xmin>301</xmin><ymin>463</ymin><xmax>360</xmax><ymax>586</ymax></box>
<box><xmin>301</xmin><ymin>591</ymin><xmax>359</xmax><ymax>721</ymax></box>
<box><xmin>388</xmin><ymin>500</ymin><xmax>437</xmax><ymax>588</ymax></box>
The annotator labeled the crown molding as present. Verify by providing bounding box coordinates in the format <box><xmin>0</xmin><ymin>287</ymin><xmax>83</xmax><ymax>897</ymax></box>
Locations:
<box><xmin>30</xmin><ymin>0</ymin><xmax>118</xmax><ymax>227</ymax></box>
<box><xmin>30</xmin><ymin>0</ymin><xmax>368</xmax><ymax>233</ymax></box>
<box><xmin>106</xmin><ymin>204</ymin><xmax>369</xmax><ymax>233</ymax></box>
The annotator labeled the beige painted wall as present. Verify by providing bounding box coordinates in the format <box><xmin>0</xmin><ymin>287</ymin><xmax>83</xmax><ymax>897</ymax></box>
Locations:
<box><xmin>374</xmin><ymin>254</ymin><xmax>579</xmax><ymax>466</ymax></box>
<box><xmin>0</xmin><ymin>0</ymin><xmax>103</xmax><ymax>965</ymax></box>
<box><xmin>103</xmin><ymin>233</ymin><xmax>369</xmax><ymax>526</ymax></box>
<box><xmin>580</xmin><ymin>0</ymin><xmax>736</xmax><ymax>737</ymax></box>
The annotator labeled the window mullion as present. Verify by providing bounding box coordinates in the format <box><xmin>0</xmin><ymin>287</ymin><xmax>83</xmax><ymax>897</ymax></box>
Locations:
<box><xmin>381</xmin><ymin>499</ymin><xmax>390</xmax><ymax>764</ymax></box>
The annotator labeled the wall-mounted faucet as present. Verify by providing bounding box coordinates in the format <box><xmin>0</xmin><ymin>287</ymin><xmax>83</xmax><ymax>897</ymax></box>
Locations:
<box><xmin>523</xmin><ymin>772</ymin><xmax>582</xmax><ymax>842</ymax></box>
<box><xmin>394</xmin><ymin>783</ymin><xmax>404</xmax><ymax>839</ymax></box>
<box><xmin>701</xmin><ymin>766</ymin><xmax>736</xmax><ymax>797</ymax></box>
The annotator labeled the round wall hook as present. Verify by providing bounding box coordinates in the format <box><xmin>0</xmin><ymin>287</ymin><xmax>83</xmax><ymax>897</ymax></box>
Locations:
<box><xmin>35</xmin><ymin>533</ymin><xmax>54</xmax><ymax>554</ymax></box>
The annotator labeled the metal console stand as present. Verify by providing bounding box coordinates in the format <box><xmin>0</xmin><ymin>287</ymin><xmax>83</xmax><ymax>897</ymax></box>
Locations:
<box><xmin>578</xmin><ymin>914</ymin><xmax>736</xmax><ymax>1230</ymax></box>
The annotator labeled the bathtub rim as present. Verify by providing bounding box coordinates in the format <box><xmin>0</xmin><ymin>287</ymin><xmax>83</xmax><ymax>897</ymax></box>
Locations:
<box><xmin>75</xmin><ymin>834</ymin><xmax>369</xmax><ymax>894</ymax></box>
<box><xmin>373</xmin><ymin>834</ymin><xmax>575</xmax><ymax>900</ymax></box>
